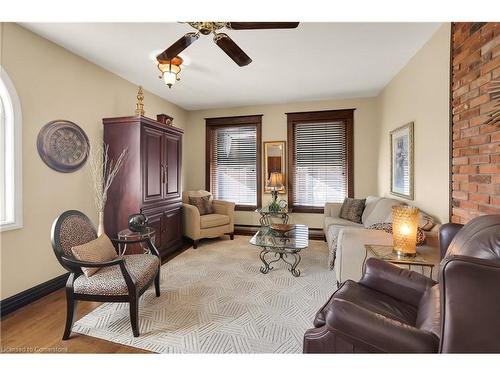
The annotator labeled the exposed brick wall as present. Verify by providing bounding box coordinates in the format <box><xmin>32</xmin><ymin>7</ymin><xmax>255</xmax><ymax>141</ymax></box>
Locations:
<box><xmin>451</xmin><ymin>22</ymin><xmax>500</xmax><ymax>224</ymax></box>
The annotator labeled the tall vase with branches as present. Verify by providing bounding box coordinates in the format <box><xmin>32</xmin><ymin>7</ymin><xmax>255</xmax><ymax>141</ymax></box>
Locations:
<box><xmin>87</xmin><ymin>142</ymin><xmax>128</xmax><ymax>236</ymax></box>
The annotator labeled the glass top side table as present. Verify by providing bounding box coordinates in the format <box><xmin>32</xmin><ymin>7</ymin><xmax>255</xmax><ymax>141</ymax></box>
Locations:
<box><xmin>255</xmin><ymin>206</ymin><xmax>290</xmax><ymax>226</ymax></box>
<box><xmin>364</xmin><ymin>244</ymin><xmax>436</xmax><ymax>278</ymax></box>
<box><xmin>117</xmin><ymin>227</ymin><xmax>156</xmax><ymax>255</ymax></box>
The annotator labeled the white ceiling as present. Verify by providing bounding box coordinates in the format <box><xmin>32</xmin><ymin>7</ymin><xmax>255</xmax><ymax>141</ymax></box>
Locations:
<box><xmin>21</xmin><ymin>22</ymin><xmax>441</xmax><ymax>110</ymax></box>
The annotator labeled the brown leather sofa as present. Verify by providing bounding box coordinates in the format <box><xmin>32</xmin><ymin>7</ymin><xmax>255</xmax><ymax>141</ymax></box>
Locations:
<box><xmin>303</xmin><ymin>215</ymin><xmax>500</xmax><ymax>353</ymax></box>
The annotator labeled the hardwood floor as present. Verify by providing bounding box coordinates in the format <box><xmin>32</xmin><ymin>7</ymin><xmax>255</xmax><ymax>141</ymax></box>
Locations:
<box><xmin>1</xmin><ymin>288</ymin><xmax>148</xmax><ymax>353</ymax></box>
<box><xmin>0</xmin><ymin>243</ymin><xmax>194</xmax><ymax>354</ymax></box>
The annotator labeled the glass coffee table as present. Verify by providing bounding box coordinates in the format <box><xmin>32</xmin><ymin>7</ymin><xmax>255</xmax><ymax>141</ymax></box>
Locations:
<box><xmin>249</xmin><ymin>224</ymin><xmax>309</xmax><ymax>277</ymax></box>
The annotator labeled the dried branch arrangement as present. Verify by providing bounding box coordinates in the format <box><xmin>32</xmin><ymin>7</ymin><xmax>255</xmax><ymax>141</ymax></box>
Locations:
<box><xmin>87</xmin><ymin>141</ymin><xmax>128</xmax><ymax>212</ymax></box>
<box><xmin>488</xmin><ymin>79</ymin><xmax>500</xmax><ymax>124</ymax></box>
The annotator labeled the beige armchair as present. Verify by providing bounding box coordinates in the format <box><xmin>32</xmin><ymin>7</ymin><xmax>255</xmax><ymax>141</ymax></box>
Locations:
<box><xmin>182</xmin><ymin>190</ymin><xmax>235</xmax><ymax>249</ymax></box>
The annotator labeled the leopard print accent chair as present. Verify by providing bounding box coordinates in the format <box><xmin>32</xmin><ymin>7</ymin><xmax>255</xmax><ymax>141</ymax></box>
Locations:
<box><xmin>51</xmin><ymin>210</ymin><xmax>162</xmax><ymax>339</ymax></box>
<box><xmin>73</xmin><ymin>254</ymin><xmax>160</xmax><ymax>295</ymax></box>
<box><xmin>51</xmin><ymin>210</ymin><xmax>97</xmax><ymax>272</ymax></box>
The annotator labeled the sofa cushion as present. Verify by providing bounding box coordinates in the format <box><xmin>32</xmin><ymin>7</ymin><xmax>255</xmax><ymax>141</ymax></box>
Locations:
<box><xmin>361</xmin><ymin>196</ymin><xmax>382</xmax><ymax>224</ymax></box>
<box><xmin>315</xmin><ymin>280</ymin><xmax>418</xmax><ymax>328</ymax></box>
<box><xmin>200</xmin><ymin>213</ymin><xmax>230</xmax><ymax>229</ymax></box>
<box><xmin>415</xmin><ymin>285</ymin><xmax>441</xmax><ymax>339</ymax></box>
<box><xmin>324</xmin><ymin>216</ymin><xmax>363</xmax><ymax>232</ymax></box>
<box><xmin>368</xmin><ymin>222</ymin><xmax>426</xmax><ymax>246</ymax></box>
<box><xmin>339</xmin><ymin>198</ymin><xmax>366</xmax><ymax>223</ymax></box>
<box><xmin>419</xmin><ymin>212</ymin><xmax>436</xmax><ymax>231</ymax></box>
<box><xmin>73</xmin><ymin>254</ymin><xmax>159</xmax><ymax>295</ymax></box>
<box><xmin>71</xmin><ymin>234</ymin><xmax>118</xmax><ymax>277</ymax></box>
<box><xmin>363</xmin><ymin>197</ymin><xmax>404</xmax><ymax>228</ymax></box>
<box><xmin>189</xmin><ymin>195</ymin><xmax>215</xmax><ymax>215</ymax></box>
<box><xmin>183</xmin><ymin>189</ymin><xmax>212</xmax><ymax>204</ymax></box>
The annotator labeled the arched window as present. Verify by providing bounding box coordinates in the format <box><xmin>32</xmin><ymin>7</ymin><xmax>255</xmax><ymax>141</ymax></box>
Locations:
<box><xmin>0</xmin><ymin>67</ymin><xmax>22</xmax><ymax>231</ymax></box>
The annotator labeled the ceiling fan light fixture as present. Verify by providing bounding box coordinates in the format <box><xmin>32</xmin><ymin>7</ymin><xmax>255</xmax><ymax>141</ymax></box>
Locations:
<box><xmin>162</xmin><ymin>71</ymin><xmax>178</xmax><ymax>88</ymax></box>
<box><xmin>157</xmin><ymin>56</ymin><xmax>183</xmax><ymax>88</ymax></box>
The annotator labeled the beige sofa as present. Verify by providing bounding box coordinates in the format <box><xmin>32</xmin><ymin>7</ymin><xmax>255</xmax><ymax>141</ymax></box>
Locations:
<box><xmin>324</xmin><ymin>196</ymin><xmax>438</xmax><ymax>285</ymax></box>
<box><xmin>182</xmin><ymin>190</ymin><xmax>235</xmax><ymax>249</ymax></box>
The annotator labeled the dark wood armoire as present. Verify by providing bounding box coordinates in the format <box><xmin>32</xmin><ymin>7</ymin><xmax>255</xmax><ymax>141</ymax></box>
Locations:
<box><xmin>103</xmin><ymin>115</ymin><xmax>183</xmax><ymax>258</ymax></box>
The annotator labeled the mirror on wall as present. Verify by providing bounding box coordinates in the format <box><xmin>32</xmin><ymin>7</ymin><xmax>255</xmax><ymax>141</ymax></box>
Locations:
<box><xmin>264</xmin><ymin>141</ymin><xmax>286</xmax><ymax>194</ymax></box>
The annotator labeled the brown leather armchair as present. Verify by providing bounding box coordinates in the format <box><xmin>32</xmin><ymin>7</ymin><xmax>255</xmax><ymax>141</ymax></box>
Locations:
<box><xmin>303</xmin><ymin>215</ymin><xmax>500</xmax><ymax>353</ymax></box>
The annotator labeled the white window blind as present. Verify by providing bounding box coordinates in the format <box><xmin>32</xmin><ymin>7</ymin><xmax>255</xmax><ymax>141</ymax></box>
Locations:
<box><xmin>293</xmin><ymin>121</ymin><xmax>348</xmax><ymax>207</ymax></box>
<box><xmin>208</xmin><ymin>126</ymin><xmax>258</xmax><ymax>206</ymax></box>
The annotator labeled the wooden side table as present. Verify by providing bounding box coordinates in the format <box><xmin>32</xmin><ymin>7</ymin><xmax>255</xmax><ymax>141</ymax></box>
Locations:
<box><xmin>117</xmin><ymin>228</ymin><xmax>156</xmax><ymax>255</ymax></box>
<box><xmin>364</xmin><ymin>243</ymin><xmax>440</xmax><ymax>280</ymax></box>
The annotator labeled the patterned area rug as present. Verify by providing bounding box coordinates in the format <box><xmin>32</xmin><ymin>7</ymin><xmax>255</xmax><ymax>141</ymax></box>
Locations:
<box><xmin>73</xmin><ymin>235</ymin><xmax>337</xmax><ymax>353</ymax></box>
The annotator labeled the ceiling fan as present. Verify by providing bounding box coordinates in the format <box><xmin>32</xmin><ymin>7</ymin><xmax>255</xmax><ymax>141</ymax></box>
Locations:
<box><xmin>156</xmin><ymin>22</ymin><xmax>300</xmax><ymax>67</ymax></box>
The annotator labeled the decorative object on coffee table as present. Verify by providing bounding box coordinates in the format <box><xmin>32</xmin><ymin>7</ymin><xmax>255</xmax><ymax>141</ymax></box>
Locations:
<box><xmin>250</xmin><ymin>224</ymin><xmax>308</xmax><ymax>277</ymax></box>
<box><xmin>135</xmin><ymin>86</ymin><xmax>145</xmax><ymax>116</ymax></box>
<box><xmin>270</xmin><ymin>223</ymin><xmax>295</xmax><ymax>235</ymax></box>
<box><xmin>390</xmin><ymin>122</ymin><xmax>414</xmax><ymax>199</ymax></box>
<box><xmin>37</xmin><ymin>120</ymin><xmax>90</xmax><ymax>173</ymax></box>
<box><xmin>128</xmin><ymin>213</ymin><xmax>149</xmax><ymax>232</ymax></box>
<box><xmin>87</xmin><ymin>141</ymin><xmax>128</xmax><ymax>236</ymax></box>
<box><xmin>392</xmin><ymin>205</ymin><xmax>419</xmax><ymax>257</ymax></box>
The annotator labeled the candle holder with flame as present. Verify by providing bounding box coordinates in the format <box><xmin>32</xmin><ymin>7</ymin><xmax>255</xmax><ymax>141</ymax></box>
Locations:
<box><xmin>392</xmin><ymin>206</ymin><xmax>420</xmax><ymax>258</ymax></box>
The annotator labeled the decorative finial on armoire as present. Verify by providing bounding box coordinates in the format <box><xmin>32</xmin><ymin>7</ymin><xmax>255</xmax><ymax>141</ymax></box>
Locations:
<box><xmin>135</xmin><ymin>86</ymin><xmax>145</xmax><ymax>116</ymax></box>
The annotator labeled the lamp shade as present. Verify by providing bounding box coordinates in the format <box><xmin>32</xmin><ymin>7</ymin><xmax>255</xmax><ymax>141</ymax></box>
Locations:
<box><xmin>392</xmin><ymin>206</ymin><xmax>419</xmax><ymax>257</ymax></box>
<box><xmin>267</xmin><ymin>172</ymin><xmax>284</xmax><ymax>190</ymax></box>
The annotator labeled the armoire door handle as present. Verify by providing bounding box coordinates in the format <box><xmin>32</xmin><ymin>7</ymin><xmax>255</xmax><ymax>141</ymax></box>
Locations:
<box><xmin>161</xmin><ymin>164</ymin><xmax>166</xmax><ymax>184</ymax></box>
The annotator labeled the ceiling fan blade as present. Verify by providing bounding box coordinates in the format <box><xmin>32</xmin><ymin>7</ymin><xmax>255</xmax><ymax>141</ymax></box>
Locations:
<box><xmin>214</xmin><ymin>33</ymin><xmax>252</xmax><ymax>67</ymax></box>
<box><xmin>227</xmin><ymin>22</ymin><xmax>299</xmax><ymax>30</ymax></box>
<box><xmin>157</xmin><ymin>32</ymin><xmax>199</xmax><ymax>61</ymax></box>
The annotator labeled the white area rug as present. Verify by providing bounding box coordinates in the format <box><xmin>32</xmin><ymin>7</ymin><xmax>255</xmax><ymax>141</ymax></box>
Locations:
<box><xmin>73</xmin><ymin>235</ymin><xmax>337</xmax><ymax>353</ymax></box>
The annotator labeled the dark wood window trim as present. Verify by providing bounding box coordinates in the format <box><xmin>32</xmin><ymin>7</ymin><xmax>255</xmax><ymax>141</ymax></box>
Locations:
<box><xmin>205</xmin><ymin>115</ymin><xmax>262</xmax><ymax>211</ymax></box>
<box><xmin>286</xmin><ymin>109</ymin><xmax>354</xmax><ymax>214</ymax></box>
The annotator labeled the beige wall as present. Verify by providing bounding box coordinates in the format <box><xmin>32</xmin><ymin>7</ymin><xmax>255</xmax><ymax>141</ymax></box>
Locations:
<box><xmin>185</xmin><ymin>98</ymin><xmax>380</xmax><ymax>228</ymax></box>
<box><xmin>0</xmin><ymin>23</ymin><xmax>188</xmax><ymax>299</ymax></box>
<box><xmin>376</xmin><ymin>23</ymin><xmax>450</xmax><ymax>224</ymax></box>
<box><xmin>0</xmin><ymin>22</ymin><xmax>451</xmax><ymax>300</ymax></box>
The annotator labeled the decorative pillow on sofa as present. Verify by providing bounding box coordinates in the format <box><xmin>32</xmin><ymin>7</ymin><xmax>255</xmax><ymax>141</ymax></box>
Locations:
<box><xmin>71</xmin><ymin>234</ymin><xmax>118</xmax><ymax>277</ymax></box>
<box><xmin>418</xmin><ymin>212</ymin><xmax>436</xmax><ymax>231</ymax></box>
<box><xmin>368</xmin><ymin>223</ymin><xmax>426</xmax><ymax>246</ymax></box>
<box><xmin>189</xmin><ymin>195</ymin><xmax>215</xmax><ymax>215</ymax></box>
<box><xmin>339</xmin><ymin>198</ymin><xmax>366</xmax><ymax>224</ymax></box>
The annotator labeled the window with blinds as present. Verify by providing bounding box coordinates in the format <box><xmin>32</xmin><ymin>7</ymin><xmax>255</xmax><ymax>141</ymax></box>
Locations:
<box><xmin>287</xmin><ymin>110</ymin><xmax>354</xmax><ymax>212</ymax></box>
<box><xmin>206</xmin><ymin>116</ymin><xmax>262</xmax><ymax>209</ymax></box>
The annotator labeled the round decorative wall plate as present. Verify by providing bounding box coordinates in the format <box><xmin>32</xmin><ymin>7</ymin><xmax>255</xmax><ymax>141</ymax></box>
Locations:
<box><xmin>37</xmin><ymin>120</ymin><xmax>90</xmax><ymax>173</ymax></box>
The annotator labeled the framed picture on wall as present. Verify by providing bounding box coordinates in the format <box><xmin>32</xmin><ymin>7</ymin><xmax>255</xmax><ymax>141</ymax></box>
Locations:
<box><xmin>390</xmin><ymin>122</ymin><xmax>414</xmax><ymax>200</ymax></box>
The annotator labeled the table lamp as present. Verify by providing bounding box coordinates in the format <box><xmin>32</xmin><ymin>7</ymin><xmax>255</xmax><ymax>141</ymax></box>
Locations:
<box><xmin>266</xmin><ymin>172</ymin><xmax>284</xmax><ymax>211</ymax></box>
<box><xmin>392</xmin><ymin>205</ymin><xmax>420</xmax><ymax>258</ymax></box>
